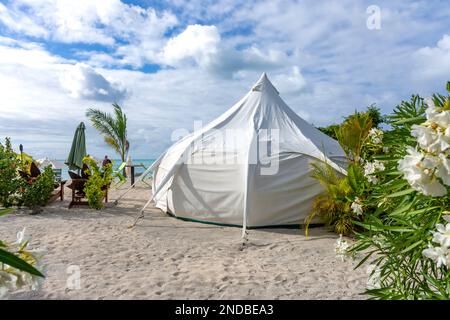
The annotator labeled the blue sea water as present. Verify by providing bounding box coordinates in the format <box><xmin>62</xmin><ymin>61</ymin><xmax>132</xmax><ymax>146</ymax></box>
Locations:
<box><xmin>57</xmin><ymin>159</ymin><xmax>155</xmax><ymax>180</ymax></box>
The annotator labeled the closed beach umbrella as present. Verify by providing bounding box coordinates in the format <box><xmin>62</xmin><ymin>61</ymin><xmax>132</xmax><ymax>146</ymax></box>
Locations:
<box><xmin>65</xmin><ymin>122</ymin><xmax>87</xmax><ymax>171</ymax></box>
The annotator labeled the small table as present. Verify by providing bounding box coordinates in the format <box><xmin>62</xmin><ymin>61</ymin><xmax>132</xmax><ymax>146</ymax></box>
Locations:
<box><xmin>125</xmin><ymin>164</ymin><xmax>147</xmax><ymax>186</ymax></box>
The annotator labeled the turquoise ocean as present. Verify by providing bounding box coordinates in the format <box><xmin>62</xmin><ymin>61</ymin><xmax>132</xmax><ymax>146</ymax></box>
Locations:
<box><xmin>57</xmin><ymin>159</ymin><xmax>156</xmax><ymax>181</ymax></box>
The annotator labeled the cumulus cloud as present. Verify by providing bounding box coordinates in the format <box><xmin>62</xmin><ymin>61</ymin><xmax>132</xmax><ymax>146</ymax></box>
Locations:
<box><xmin>272</xmin><ymin>67</ymin><xmax>306</xmax><ymax>93</ymax></box>
<box><xmin>60</xmin><ymin>63</ymin><xmax>126</xmax><ymax>102</ymax></box>
<box><xmin>159</xmin><ymin>24</ymin><xmax>295</xmax><ymax>77</ymax></box>
<box><xmin>413</xmin><ymin>34</ymin><xmax>450</xmax><ymax>82</ymax></box>
<box><xmin>162</xmin><ymin>24</ymin><xmax>220</xmax><ymax>67</ymax></box>
<box><xmin>0</xmin><ymin>0</ymin><xmax>178</xmax><ymax>46</ymax></box>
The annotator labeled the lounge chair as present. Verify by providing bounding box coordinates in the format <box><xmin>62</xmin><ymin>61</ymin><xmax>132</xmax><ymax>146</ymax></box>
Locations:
<box><xmin>112</xmin><ymin>162</ymin><xmax>127</xmax><ymax>189</ymax></box>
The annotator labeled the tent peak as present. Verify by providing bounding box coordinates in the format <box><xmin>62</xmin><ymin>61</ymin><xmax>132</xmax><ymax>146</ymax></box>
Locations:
<box><xmin>252</xmin><ymin>72</ymin><xmax>279</xmax><ymax>94</ymax></box>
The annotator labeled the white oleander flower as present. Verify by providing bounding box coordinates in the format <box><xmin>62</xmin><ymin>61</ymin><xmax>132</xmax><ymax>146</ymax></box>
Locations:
<box><xmin>374</xmin><ymin>160</ymin><xmax>385</xmax><ymax>171</ymax></box>
<box><xmin>412</xmin><ymin>98</ymin><xmax>450</xmax><ymax>154</ymax></box>
<box><xmin>1</xmin><ymin>229</ymin><xmax>45</xmax><ymax>297</ymax></box>
<box><xmin>432</xmin><ymin>223</ymin><xmax>450</xmax><ymax>248</ymax></box>
<box><xmin>424</xmin><ymin>97</ymin><xmax>450</xmax><ymax>126</ymax></box>
<box><xmin>435</xmin><ymin>153</ymin><xmax>450</xmax><ymax>186</ymax></box>
<box><xmin>411</xmin><ymin>124</ymin><xmax>450</xmax><ymax>154</ymax></box>
<box><xmin>366</xmin><ymin>175</ymin><xmax>378</xmax><ymax>184</ymax></box>
<box><xmin>368</xmin><ymin>128</ymin><xmax>383</xmax><ymax>145</ymax></box>
<box><xmin>422</xmin><ymin>245</ymin><xmax>449</xmax><ymax>268</ymax></box>
<box><xmin>364</xmin><ymin>162</ymin><xmax>375</xmax><ymax>176</ymax></box>
<box><xmin>351</xmin><ymin>198</ymin><xmax>363</xmax><ymax>216</ymax></box>
<box><xmin>335</xmin><ymin>234</ymin><xmax>350</xmax><ymax>261</ymax></box>
<box><xmin>364</xmin><ymin>160</ymin><xmax>384</xmax><ymax>184</ymax></box>
<box><xmin>398</xmin><ymin>147</ymin><xmax>447</xmax><ymax>197</ymax></box>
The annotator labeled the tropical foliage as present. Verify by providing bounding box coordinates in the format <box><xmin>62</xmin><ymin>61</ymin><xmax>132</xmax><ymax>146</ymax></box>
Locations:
<box><xmin>305</xmin><ymin>162</ymin><xmax>366</xmax><ymax>236</ymax></box>
<box><xmin>311</xmin><ymin>81</ymin><xmax>450</xmax><ymax>299</ymax></box>
<box><xmin>0</xmin><ymin>138</ymin><xmax>21</xmax><ymax>207</ymax></box>
<box><xmin>318</xmin><ymin>105</ymin><xmax>384</xmax><ymax>139</ymax></box>
<box><xmin>82</xmin><ymin>156</ymin><xmax>113</xmax><ymax>210</ymax></box>
<box><xmin>86</xmin><ymin>103</ymin><xmax>129</xmax><ymax>163</ymax></box>
<box><xmin>349</xmin><ymin>84</ymin><xmax>450</xmax><ymax>299</ymax></box>
<box><xmin>306</xmin><ymin>111</ymin><xmax>374</xmax><ymax>235</ymax></box>
<box><xmin>18</xmin><ymin>166</ymin><xmax>55</xmax><ymax>214</ymax></box>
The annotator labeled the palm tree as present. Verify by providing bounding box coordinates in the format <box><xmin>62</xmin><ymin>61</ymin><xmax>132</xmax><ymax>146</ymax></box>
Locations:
<box><xmin>86</xmin><ymin>103</ymin><xmax>129</xmax><ymax>163</ymax></box>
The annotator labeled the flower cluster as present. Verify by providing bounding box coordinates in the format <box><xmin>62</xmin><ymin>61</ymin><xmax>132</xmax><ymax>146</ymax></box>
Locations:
<box><xmin>335</xmin><ymin>234</ymin><xmax>350</xmax><ymax>261</ymax></box>
<box><xmin>351</xmin><ymin>197</ymin><xmax>363</xmax><ymax>216</ymax></box>
<box><xmin>412</xmin><ymin>98</ymin><xmax>450</xmax><ymax>154</ymax></box>
<box><xmin>398</xmin><ymin>98</ymin><xmax>450</xmax><ymax>197</ymax></box>
<box><xmin>368</xmin><ymin>128</ymin><xmax>383</xmax><ymax>145</ymax></box>
<box><xmin>422</xmin><ymin>216</ymin><xmax>450</xmax><ymax>268</ymax></box>
<box><xmin>0</xmin><ymin>228</ymin><xmax>45</xmax><ymax>298</ymax></box>
<box><xmin>364</xmin><ymin>160</ymin><xmax>385</xmax><ymax>184</ymax></box>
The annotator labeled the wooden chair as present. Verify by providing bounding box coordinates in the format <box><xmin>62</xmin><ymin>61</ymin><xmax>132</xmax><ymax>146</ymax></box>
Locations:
<box><xmin>67</xmin><ymin>166</ymin><xmax>109</xmax><ymax>209</ymax></box>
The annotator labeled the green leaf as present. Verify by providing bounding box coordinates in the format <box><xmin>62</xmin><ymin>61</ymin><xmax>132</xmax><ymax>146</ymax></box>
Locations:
<box><xmin>347</xmin><ymin>164</ymin><xmax>364</xmax><ymax>193</ymax></box>
<box><xmin>386</xmin><ymin>188</ymin><xmax>416</xmax><ymax>198</ymax></box>
<box><xmin>446</xmin><ymin>81</ymin><xmax>450</xmax><ymax>93</ymax></box>
<box><xmin>0</xmin><ymin>207</ymin><xmax>14</xmax><ymax>217</ymax></box>
<box><xmin>401</xmin><ymin>240</ymin><xmax>423</xmax><ymax>254</ymax></box>
<box><xmin>0</xmin><ymin>248</ymin><xmax>45</xmax><ymax>277</ymax></box>
<box><xmin>393</xmin><ymin>116</ymin><xmax>426</xmax><ymax>125</ymax></box>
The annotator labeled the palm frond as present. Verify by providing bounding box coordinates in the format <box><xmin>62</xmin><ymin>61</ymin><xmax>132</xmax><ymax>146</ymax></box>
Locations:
<box><xmin>86</xmin><ymin>104</ymin><xmax>129</xmax><ymax>161</ymax></box>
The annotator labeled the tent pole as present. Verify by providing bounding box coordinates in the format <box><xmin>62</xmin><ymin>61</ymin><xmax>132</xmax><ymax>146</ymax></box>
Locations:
<box><xmin>113</xmin><ymin>180</ymin><xmax>138</xmax><ymax>205</ymax></box>
<box><xmin>116</xmin><ymin>153</ymin><xmax>166</xmax><ymax>205</ymax></box>
<box><xmin>114</xmin><ymin>168</ymin><xmax>153</xmax><ymax>205</ymax></box>
<box><xmin>128</xmin><ymin>195</ymin><xmax>154</xmax><ymax>228</ymax></box>
<box><xmin>127</xmin><ymin>163</ymin><xmax>181</xmax><ymax>228</ymax></box>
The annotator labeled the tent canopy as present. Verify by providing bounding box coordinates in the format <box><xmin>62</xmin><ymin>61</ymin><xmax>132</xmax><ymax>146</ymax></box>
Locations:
<box><xmin>150</xmin><ymin>73</ymin><xmax>347</xmax><ymax>228</ymax></box>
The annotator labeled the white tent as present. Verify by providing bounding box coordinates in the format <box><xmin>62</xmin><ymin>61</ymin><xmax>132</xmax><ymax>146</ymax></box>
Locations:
<box><xmin>144</xmin><ymin>73</ymin><xmax>347</xmax><ymax>230</ymax></box>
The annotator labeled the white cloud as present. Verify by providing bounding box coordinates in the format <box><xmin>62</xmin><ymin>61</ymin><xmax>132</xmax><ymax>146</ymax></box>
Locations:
<box><xmin>60</xmin><ymin>63</ymin><xmax>127</xmax><ymax>101</ymax></box>
<box><xmin>413</xmin><ymin>34</ymin><xmax>450</xmax><ymax>82</ymax></box>
<box><xmin>272</xmin><ymin>66</ymin><xmax>306</xmax><ymax>93</ymax></box>
<box><xmin>162</xmin><ymin>24</ymin><xmax>220</xmax><ymax>67</ymax></box>
<box><xmin>158</xmin><ymin>24</ymin><xmax>296</xmax><ymax>78</ymax></box>
<box><xmin>0</xmin><ymin>2</ymin><xmax>48</xmax><ymax>38</ymax></box>
<box><xmin>0</xmin><ymin>0</ymin><xmax>178</xmax><ymax>46</ymax></box>
<box><xmin>0</xmin><ymin>35</ymin><xmax>65</xmax><ymax>69</ymax></box>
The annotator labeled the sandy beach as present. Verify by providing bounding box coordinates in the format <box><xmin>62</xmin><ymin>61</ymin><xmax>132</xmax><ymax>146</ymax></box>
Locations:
<box><xmin>1</xmin><ymin>182</ymin><xmax>368</xmax><ymax>300</ymax></box>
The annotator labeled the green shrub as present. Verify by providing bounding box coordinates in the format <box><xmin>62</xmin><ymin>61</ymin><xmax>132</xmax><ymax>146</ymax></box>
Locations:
<box><xmin>351</xmin><ymin>84</ymin><xmax>450</xmax><ymax>299</ymax></box>
<box><xmin>306</xmin><ymin>162</ymin><xmax>366</xmax><ymax>236</ymax></box>
<box><xmin>335</xmin><ymin>112</ymin><xmax>373</xmax><ymax>163</ymax></box>
<box><xmin>0</xmin><ymin>138</ymin><xmax>21</xmax><ymax>207</ymax></box>
<box><xmin>19</xmin><ymin>166</ymin><xmax>55</xmax><ymax>214</ymax></box>
<box><xmin>83</xmin><ymin>157</ymin><xmax>113</xmax><ymax>210</ymax></box>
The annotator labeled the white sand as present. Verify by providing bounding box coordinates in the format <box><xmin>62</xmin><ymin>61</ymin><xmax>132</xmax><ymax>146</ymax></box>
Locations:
<box><xmin>1</xmin><ymin>182</ymin><xmax>368</xmax><ymax>299</ymax></box>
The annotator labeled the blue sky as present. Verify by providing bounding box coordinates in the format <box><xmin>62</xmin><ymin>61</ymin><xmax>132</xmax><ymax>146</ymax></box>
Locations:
<box><xmin>0</xmin><ymin>0</ymin><xmax>449</xmax><ymax>159</ymax></box>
